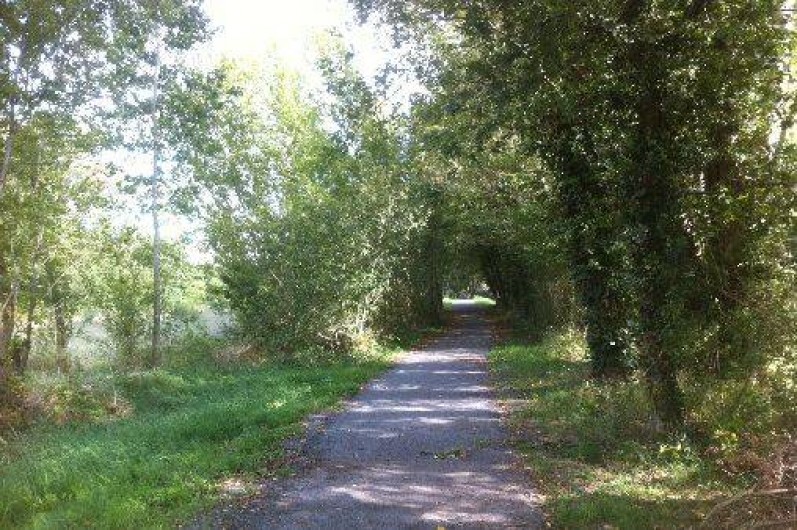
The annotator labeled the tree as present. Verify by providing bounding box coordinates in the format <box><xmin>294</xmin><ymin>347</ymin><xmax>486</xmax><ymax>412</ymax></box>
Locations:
<box><xmin>0</xmin><ymin>0</ymin><xmax>208</xmax><ymax>372</ymax></box>
<box><xmin>353</xmin><ymin>0</ymin><xmax>796</xmax><ymax>428</ymax></box>
<box><xmin>163</xmin><ymin>40</ymin><xmax>447</xmax><ymax>357</ymax></box>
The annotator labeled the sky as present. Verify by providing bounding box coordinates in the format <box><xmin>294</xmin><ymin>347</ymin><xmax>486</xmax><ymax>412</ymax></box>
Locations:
<box><xmin>201</xmin><ymin>0</ymin><xmax>389</xmax><ymax>81</ymax></box>
<box><xmin>142</xmin><ymin>0</ymin><xmax>401</xmax><ymax>257</ymax></box>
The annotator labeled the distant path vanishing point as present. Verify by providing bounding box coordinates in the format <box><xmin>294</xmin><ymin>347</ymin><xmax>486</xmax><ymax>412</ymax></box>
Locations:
<box><xmin>201</xmin><ymin>301</ymin><xmax>542</xmax><ymax>529</ymax></box>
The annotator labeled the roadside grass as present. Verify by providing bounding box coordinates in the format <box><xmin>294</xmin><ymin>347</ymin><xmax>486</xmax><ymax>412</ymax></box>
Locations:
<box><xmin>0</xmin><ymin>356</ymin><xmax>393</xmax><ymax>529</ymax></box>
<box><xmin>472</xmin><ymin>296</ymin><xmax>496</xmax><ymax>308</ymax></box>
<box><xmin>442</xmin><ymin>296</ymin><xmax>496</xmax><ymax>310</ymax></box>
<box><xmin>490</xmin><ymin>331</ymin><xmax>747</xmax><ymax>529</ymax></box>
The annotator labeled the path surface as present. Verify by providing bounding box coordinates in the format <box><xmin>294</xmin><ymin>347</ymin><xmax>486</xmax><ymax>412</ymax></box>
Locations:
<box><xmin>203</xmin><ymin>302</ymin><xmax>542</xmax><ymax>529</ymax></box>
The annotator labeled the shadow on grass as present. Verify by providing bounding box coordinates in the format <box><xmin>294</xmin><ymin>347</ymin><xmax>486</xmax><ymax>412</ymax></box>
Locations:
<box><xmin>490</xmin><ymin>332</ymin><xmax>741</xmax><ymax>529</ymax></box>
<box><xmin>550</xmin><ymin>492</ymin><xmax>719</xmax><ymax>529</ymax></box>
<box><xmin>0</xmin><ymin>361</ymin><xmax>391</xmax><ymax>529</ymax></box>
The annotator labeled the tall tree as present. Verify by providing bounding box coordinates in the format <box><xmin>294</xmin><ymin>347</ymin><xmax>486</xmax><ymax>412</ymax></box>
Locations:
<box><xmin>353</xmin><ymin>0</ymin><xmax>796</xmax><ymax>427</ymax></box>
<box><xmin>0</xmin><ymin>0</ymin><xmax>208</xmax><ymax>369</ymax></box>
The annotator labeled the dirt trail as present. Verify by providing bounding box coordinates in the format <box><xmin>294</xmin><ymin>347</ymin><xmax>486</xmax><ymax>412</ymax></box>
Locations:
<box><xmin>197</xmin><ymin>302</ymin><xmax>542</xmax><ymax>529</ymax></box>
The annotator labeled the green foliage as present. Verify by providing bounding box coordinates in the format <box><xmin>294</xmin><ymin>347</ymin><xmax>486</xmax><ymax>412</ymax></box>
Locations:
<box><xmin>166</xmin><ymin>50</ymin><xmax>444</xmax><ymax>358</ymax></box>
<box><xmin>1</xmin><ymin>1</ymin><xmax>794</xmax><ymax>523</ymax></box>
<box><xmin>0</xmin><ymin>0</ymin><xmax>209</xmax><ymax>366</ymax></box>
<box><xmin>407</xmin><ymin>66</ymin><xmax>578</xmax><ymax>339</ymax></box>
<box><xmin>88</xmin><ymin>228</ymin><xmax>153</xmax><ymax>364</ymax></box>
<box><xmin>357</xmin><ymin>0</ymin><xmax>797</xmax><ymax>428</ymax></box>
<box><xmin>37</xmin><ymin>377</ymin><xmax>113</xmax><ymax>426</ymax></box>
<box><xmin>85</xmin><ymin>226</ymin><xmax>211</xmax><ymax>366</ymax></box>
<box><xmin>0</xmin><ymin>357</ymin><xmax>391</xmax><ymax>529</ymax></box>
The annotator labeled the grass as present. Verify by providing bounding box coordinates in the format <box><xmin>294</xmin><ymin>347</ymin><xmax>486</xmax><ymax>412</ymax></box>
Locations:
<box><xmin>489</xmin><ymin>331</ymin><xmax>748</xmax><ymax>529</ymax></box>
<box><xmin>442</xmin><ymin>295</ymin><xmax>496</xmax><ymax>310</ymax></box>
<box><xmin>0</xmin><ymin>356</ymin><xmax>393</xmax><ymax>529</ymax></box>
<box><xmin>472</xmin><ymin>295</ymin><xmax>496</xmax><ymax>307</ymax></box>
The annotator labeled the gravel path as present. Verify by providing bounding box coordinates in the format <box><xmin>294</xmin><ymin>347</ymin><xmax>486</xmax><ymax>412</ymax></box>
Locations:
<box><xmin>199</xmin><ymin>302</ymin><xmax>542</xmax><ymax>529</ymax></box>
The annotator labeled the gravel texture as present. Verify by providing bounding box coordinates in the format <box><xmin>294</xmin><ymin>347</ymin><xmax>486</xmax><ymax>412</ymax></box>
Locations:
<box><xmin>194</xmin><ymin>302</ymin><xmax>542</xmax><ymax>529</ymax></box>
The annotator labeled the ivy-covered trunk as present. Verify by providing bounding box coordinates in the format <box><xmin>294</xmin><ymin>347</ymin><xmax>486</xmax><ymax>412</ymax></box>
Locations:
<box><xmin>417</xmin><ymin>194</ymin><xmax>444</xmax><ymax>327</ymax></box>
<box><xmin>701</xmin><ymin>118</ymin><xmax>750</xmax><ymax>375</ymax></box>
<box><xmin>553</xmin><ymin>131</ymin><xmax>631</xmax><ymax>379</ymax></box>
<box><xmin>628</xmin><ymin>40</ymin><xmax>685</xmax><ymax>428</ymax></box>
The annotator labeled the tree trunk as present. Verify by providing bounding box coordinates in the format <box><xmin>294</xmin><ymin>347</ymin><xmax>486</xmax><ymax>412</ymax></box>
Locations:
<box><xmin>54</xmin><ymin>302</ymin><xmax>71</xmax><ymax>374</ymax></box>
<box><xmin>0</xmin><ymin>258</ymin><xmax>16</xmax><ymax>363</ymax></box>
<box><xmin>701</xmin><ymin>116</ymin><xmax>750</xmax><ymax>375</ymax></box>
<box><xmin>629</xmin><ymin>40</ymin><xmax>685</xmax><ymax>428</ymax></box>
<box><xmin>18</xmin><ymin>228</ymin><xmax>45</xmax><ymax>375</ymax></box>
<box><xmin>18</xmin><ymin>277</ymin><xmax>36</xmax><ymax>375</ymax></box>
<box><xmin>639</xmin><ymin>280</ymin><xmax>685</xmax><ymax>428</ymax></box>
<box><xmin>0</xmin><ymin>90</ymin><xmax>16</xmax><ymax>367</ymax></box>
<box><xmin>551</xmin><ymin>126</ymin><xmax>631</xmax><ymax>379</ymax></box>
<box><xmin>0</xmin><ymin>90</ymin><xmax>17</xmax><ymax>195</ymax></box>
<box><xmin>0</xmin><ymin>126</ymin><xmax>15</xmax><ymax>194</ymax></box>
<box><xmin>150</xmin><ymin>34</ymin><xmax>163</xmax><ymax>368</ymax></box>
<box><xmin>419</xmin><ymin>195</ymin><xmax>444</xmax><ymax>326</ymax></box>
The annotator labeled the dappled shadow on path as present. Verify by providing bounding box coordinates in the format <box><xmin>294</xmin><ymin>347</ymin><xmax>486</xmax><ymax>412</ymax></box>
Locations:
<box><xmin>197</xmin><ymin>302</ymin><xmax>542</xmax><ymax>529</ymax></box>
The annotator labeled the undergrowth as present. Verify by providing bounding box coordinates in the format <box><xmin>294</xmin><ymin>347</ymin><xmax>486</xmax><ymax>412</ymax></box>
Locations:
<box><xmin>489</xmin><ymin>331</ymin><xmax>766</xmax><ymax>529</ymax></box>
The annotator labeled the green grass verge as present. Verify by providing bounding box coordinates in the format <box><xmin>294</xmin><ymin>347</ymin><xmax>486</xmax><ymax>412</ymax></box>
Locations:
<box><xmin>489</xmin><ymin>331</ymin><xmax>746</xmax><ymax>529</ymax></box>
<box><xmin>0</xmin><ymin>359</ymin><xmax>391</xmax><ymax>529</ymax></box>
<box><xmin>472</xmin><ymin>296</ymin><xmax>496</xmax><ymax>308</ymax></box>
<box><xmin>442</xmin><ymin>296</ymin><xmax>496</xmax><ymax>310</ymax></box>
